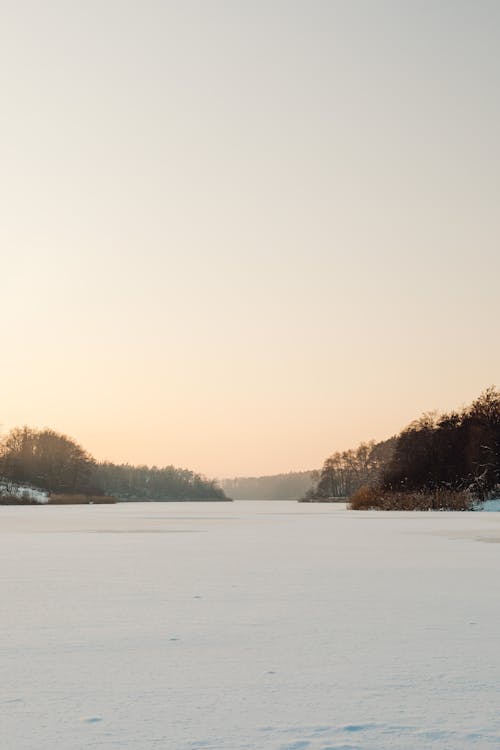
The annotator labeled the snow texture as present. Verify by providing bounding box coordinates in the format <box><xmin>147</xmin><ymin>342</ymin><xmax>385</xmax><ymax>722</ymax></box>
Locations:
<box><xmin>0</xmin><ymin>479</ymin><xmax>49</xmax><ymax>503</ymax></box>
<box><xmin>2</xmin><ymin>500</ymin><xmax>500</xmax><ymax>749</ymax></box>
<box><xmin>478</xmin><ymin>498</ymin><xmax>500</xmax><ymax>512</ymax></box>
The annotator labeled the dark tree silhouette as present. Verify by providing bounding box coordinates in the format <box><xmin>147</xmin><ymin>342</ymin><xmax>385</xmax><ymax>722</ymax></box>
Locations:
<box><xmin>382</xmin><ymin>387</ymin><xmax>500</xmax><ymax>499</ymax></box>
<box><xmin>0</xmin><ymin>427</ymin><xmax>94</xmax><ymax>493</ymax></box>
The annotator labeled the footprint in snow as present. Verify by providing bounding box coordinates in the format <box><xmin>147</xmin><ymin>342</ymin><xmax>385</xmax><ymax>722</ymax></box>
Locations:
<box><xmin>81</xmin><ymin>716</ymin><xmax>102</xmax><ymax>724</ymax></box>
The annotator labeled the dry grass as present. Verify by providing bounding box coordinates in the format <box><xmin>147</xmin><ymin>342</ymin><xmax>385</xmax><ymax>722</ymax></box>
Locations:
<box><xmin>349</xmin><ymin>485</ymin><xmax>474</xmax><ymax>511</ymax></box>
<box><xmin>48</xmin><ymin>494</ymin><xmax>118</xmax><ymax>505</ymax></box>
<box><xmin>0</xmin><ymin>495</ymin><xmax>38</xmax><ymax>505</ymax></box>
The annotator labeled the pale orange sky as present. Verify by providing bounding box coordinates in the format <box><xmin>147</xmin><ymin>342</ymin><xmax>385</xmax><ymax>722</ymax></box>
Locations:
<box><xmin>2</xmin><ymin>2</ymin><xmax>499</xmax><ymax>477</ymax></box>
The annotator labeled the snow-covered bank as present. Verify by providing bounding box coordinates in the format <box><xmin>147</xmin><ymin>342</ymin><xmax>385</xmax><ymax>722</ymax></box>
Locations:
<box><xmin>0</xmin><ymin>479</ymin><xmax>48</xmax><ymax>503</ymax></box>
<box><xmin>2</xmin><ymin>501</ymin><xmax>500</xmax><ymax>749</ymax></box>
<box><xmin>477</xmin><ymin>497</ymin><xmax>500</xmax><ymax>512</ymax></box>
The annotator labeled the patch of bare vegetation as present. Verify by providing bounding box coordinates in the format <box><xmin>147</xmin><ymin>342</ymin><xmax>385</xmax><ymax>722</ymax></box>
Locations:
<box><xmin>349</xmin><ymin>485</ymin><xmax>474</xmax><ymax>511</ymax></box>
<box><xmin>0</xmin><ymin>495</ymin><xmax>38</xmax><ymax>505</ymax></box>
<box><xmin>48</xmin><ymin>494</ymin><xmax>117</xmax><ymax>505</ymax></box>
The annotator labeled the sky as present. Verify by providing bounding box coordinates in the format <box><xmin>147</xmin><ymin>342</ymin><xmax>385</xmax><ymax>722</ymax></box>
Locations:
<box><xmin>1</xmin><ymin>1</ymin><xmax>499</xmax><ymax>478</ymax></box>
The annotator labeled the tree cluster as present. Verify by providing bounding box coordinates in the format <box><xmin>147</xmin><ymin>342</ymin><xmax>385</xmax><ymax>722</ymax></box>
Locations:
<box><xmin>0</xmin><ymin>425</ymin><xmax>227</xmax><ymax>501</ymax></box>
<box><xmin>311</xmin><ymin>387</ymin><xmax>500</xmax><ymax>507</ymax></box>
<box><xmin>382</xmin><ymin>387</ymin><xmax>500</xmax><ymax>499</ymax></box>
<box><xmin>92</xmin><ymin>462</ymin><xmax>226</xmax><ymax>501</ymax></box>
<box><xmin>0</xmin><ymin>427</ymin><xmax>95</xmax><ymax>494</ymax></box>
<box><xmin>307</xmin><ymin>438</ymin><xmax>395</xmax><ymax>499</ymax></box>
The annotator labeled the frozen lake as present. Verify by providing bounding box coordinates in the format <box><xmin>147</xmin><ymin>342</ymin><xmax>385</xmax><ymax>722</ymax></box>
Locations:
<box><xmin>2</xmin><ymin>500</ymin><xmax>500</xmax><ymax>749</ymax></box>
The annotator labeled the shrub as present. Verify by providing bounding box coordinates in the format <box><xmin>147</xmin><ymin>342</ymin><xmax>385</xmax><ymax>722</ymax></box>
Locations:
<box><xmin>349</xmin><ymin>485</ymin><xmax>474</xmax><ymax>511</ymax></box>
<box><xmin>348</xmin><ymin>485</ymin><xmax>381</xmax><ymax>509</ymax></box>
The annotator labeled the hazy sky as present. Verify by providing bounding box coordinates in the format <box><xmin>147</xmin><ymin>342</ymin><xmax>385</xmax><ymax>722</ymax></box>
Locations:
<box><xmin>2</xmin><ymin>1</ymin><xmax>499</xmax><ymax>477</ymax></box>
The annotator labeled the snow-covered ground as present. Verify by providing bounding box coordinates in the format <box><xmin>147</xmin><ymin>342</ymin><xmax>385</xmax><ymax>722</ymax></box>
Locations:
<box><xmin>0</xmin><ymin>479</ymin><xmax>49</xmax><ymax>503</ymax></box>
<box><xmin>2</xmin><ymin>501</ymin><xmax>500</xmax><ymax>750</ymax></box>
<box><xmin>478</xmin><ymin>497</ymin><xmax>500</xmax><ymax>512</ymax></box>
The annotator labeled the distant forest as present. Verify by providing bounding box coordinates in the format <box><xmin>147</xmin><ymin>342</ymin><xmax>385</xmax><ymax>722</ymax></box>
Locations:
<box><xmin>221</xmin><ymin>471</ymin><xmax>316</xmax><ymax>501</ymax></box>
<box><xmin>0</xmin><ymin>426</ymin><xmax>227</xmax><ymax>501</ymax></box>
<box><xmin>309</xmin><ymin>387</ymin><xmax>500</xmax><ymax>510</ymax></box>
<box><xmin>3</xmin><ymin>387</ymin><xmax>498</xmax><ymax>509</ymax></box>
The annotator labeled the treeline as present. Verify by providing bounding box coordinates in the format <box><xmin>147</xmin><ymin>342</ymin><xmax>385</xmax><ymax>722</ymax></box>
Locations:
<box><xmin>311</xmin><ymin>387</ymin><xmax>500</xmax><ymax>510</ymax></box>
<box><xmin>222</xmin><ymin>471</ymin><xmax>316</xmax><ymax>501</ymax></box>
<box><xmin>0</xmin><ymin>427</ymin><xmax>96</xmax><ymax>495</ymax></box>
<box><xmin>0</xmin><ymin>426</ymin><xmax>227</xmax><ymax>501</ymax></box>
<box><xmin>94</xmin><ymin>462</ymin><xmax>226</xmax><ymax>501</ymax></box>
<box><xmin>380</xmin><ymin>387</ymin><xmax>500</xmax><ymax>500</ymax></box>
<box><xmin>306</xmin><ymin>438</ymin><xmax>396</xmax><ymax>500</ymax></box>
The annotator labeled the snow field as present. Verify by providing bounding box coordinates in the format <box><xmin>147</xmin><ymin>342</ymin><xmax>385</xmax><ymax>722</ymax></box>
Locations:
<box><xmin>2</xmin><ymin>501</ymin><xmax>500</xmax><ymax>749</ymax></box>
